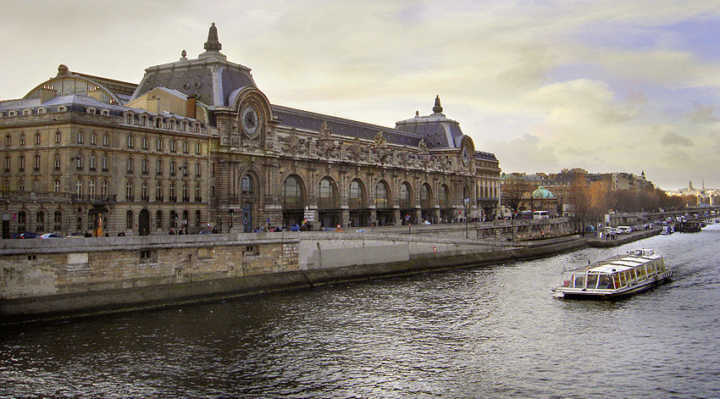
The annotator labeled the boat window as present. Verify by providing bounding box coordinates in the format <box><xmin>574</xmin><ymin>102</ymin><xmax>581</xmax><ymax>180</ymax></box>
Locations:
<box><xmin>647</xmin><ymin>263</ymin><xmax>655</xmax><ymax>275</ymax></box>
<box><xmin>619</xmin><ymin>272</ymin><xmax>627</xmax><ymax>287</ymax></box>
<box><xmin>636</xmin><ymin>267</ymin><xmax>646</xmax><ymax>281</ymax></box>
<box><xmin>612</xmin><ymin>274</ymin><xmax>621</xmax><ymax>289</ymax></box>
<box><xmin>657</xmin><ymin>261</ymin><xmax>665</xmax><ymax>273</ymax></box>
<box><xmin>598</xmin><ymin>274</ymin><xmax>613</xmax><ymax>289</ymax></box>
<box><xmin>573</xmin><ymin>273</ymin><xmax>586</xmax><ymax>288</ymax></box>
<box><xmin>587</xmin><ymin>273</ymin><xmax>599</xmax><ymax>289</ymax></box>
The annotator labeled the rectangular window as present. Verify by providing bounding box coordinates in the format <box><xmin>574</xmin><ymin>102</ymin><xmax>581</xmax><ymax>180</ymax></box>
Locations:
<box><xmin>127</xmin><ymin>158</ymin><xmax>134</xmax><ymax>173</ymax></box>
<box><xmin>156</xmin><ymin>137</ymin><xmax>163</xmax><ymax>152</ymax></box>
<box><xmin>35</xmin><ymin>133</ymin><xmax>41</xmax><ymax>145</ymax></box>
<box><xmin>142</xmin><ymin>136</ymin><xmax>148</xmax><ymax>150</ymax></box>
<box><xmin>102</xmin><ymin>156</ymin><xmax>108</xmax><ymax>171</ymax></box>
<box><xmin>170</xmin><ymin>139</ymin><xmax>176</xmax><ymax>153</ymax></box>
<box><xmin>77</xmin><ymin>132</ymin><xmax>84</xmax><ymax>144</ymax></box>
<box><xmin>156</xmin><ymin>159</ymin><xmax>163</xmax><ymax>175</ymax></box>
<box><xmin>55</xmin><ymin>131</ymin><xmax>62</xmax><ymax>144</ymax></box>
<box><xmin>170</xmin><ymin>160</ymin><xmax>176</xmax><ymax>176</ymax></box>
<box><xmin>19</xmin><ymin>156</ymin><xmax>25</xmax><ymax>171</ymax></box>
<box><xmin>182</xmin><ymin>141</ymin><xmax>189</xmax><ymax>154</ymax></box>
<box><xmin>195</xmin><ymin>142</ymin><xmax>201</xmax><ymax>154</ymax></box>
<box><xmin>33</xmin><ymin>155</ymin><xmax>40</xmax><ymax>170</ymax></box>
<box><xmin>103</xmin><ymin>134</ymin><xmax>109</xmax><ymax>146</ymax></box>
<box><xmin>127</xmin><ymin>135</ymin><xmax>134</xmax><ymax>149</ymax></box>
<box><xmin>141</xmin><ymin>159</ymin><xmax>148</xmax><ymax>174</ymax></box>
<box><xmin>195</xmin><ymin>162</ymin><xmax>200</xmax><ymax>177</ymax></box>
<box><xmin>4</xmin><ymin>157</ymin><xmax>10</xmax><ymax>172</ymax></box>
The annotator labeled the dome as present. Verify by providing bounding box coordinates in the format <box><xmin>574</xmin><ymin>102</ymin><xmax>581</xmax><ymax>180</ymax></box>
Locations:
<box><xmin>531</xmin><ymin>186</ymin><xmax>555</xmax><ymax>199</ymax></box>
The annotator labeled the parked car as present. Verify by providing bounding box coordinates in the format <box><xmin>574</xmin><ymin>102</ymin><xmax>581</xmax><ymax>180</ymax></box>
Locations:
<box><xmin>18</xmin><ymin>232</ymin><xmax>38</xmax><ymax>239</ymax></box>
<box><xmin>40</xmin><ymin>233</ymin><xmax>61</xmax><ymax>239</ymax></box>
<box><xmin>617</xmin><ymin>226</ymin><xmax>632</xmax><ymax>234</ymax></box>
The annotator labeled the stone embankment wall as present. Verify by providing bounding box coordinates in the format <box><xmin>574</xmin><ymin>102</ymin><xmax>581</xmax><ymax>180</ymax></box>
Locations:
<box><xmin>0</xmin><ymin>223</ymin><xmax>580</xmax><ymax>323</ymax></box>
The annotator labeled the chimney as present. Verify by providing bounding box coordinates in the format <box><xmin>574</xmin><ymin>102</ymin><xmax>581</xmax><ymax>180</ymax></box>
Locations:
<box><xmin>186</xmin><ymin>95</ymin><xmax>197</xmax><ymax>119</ymax></box>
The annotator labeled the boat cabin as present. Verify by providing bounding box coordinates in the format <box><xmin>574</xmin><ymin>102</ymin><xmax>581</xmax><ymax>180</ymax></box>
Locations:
<box><xmin>561</xmin><ymin>249</ymin><xmax>667</xmax><ymax>291</ymax></box>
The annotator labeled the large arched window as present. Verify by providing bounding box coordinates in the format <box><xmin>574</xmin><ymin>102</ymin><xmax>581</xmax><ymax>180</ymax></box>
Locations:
<box><xmin>318</xmin><ymin>177</ymin><xmax>337</xmax><ymax>209</ymax></box>
<box><xmin>283</xmin><ymin>175</ymin><xmax>304</xmax><ymax>209</ymax></box>
<box><xmin>126</xmin><ymin>210</ymin><xmax>133</xmax><ymax>229</ymax></box>
<box><xmin>375</xmin><ymin>181</ymin><xmax>389</xmax><ymax>208</ymax></box>
<box><xmin>241</xmin><ymin>174</ymin><xmax>254</xmax><ymax>194</ymax></box>
<box><xmin>399</xmin><ymin>182</ymin><xmax>412</xmax><ymax>209</ymax></box>
<box><xmin>349</xmin><ymin>179</ymin><xmax>365</xmax><ymax>209</ymax></box>
<box><xmin>421</xmin><ymin>183</ymin><xmax>433</xmax><ymax>208</ymax></box>
<box><xmin>439</xmin><ymin>184</ymin><xmax>449</xmax><ymax>208</ymax></box>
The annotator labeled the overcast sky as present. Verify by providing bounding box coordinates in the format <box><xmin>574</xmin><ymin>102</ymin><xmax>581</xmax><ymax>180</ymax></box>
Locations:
<box><xmin>2</xmin><ymin>0</ymin><xmax>720</xmax><ymax>190</ymax></box>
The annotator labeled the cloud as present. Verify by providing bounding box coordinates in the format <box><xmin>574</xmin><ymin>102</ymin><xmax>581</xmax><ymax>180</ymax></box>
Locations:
<box><xmin>661</xmin><ymin>133</ymin><xmax>694</xmax><ymax>147</ymax></box>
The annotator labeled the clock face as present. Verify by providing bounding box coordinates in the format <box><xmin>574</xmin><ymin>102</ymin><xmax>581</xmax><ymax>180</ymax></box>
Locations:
<box><xmin>241</xmin><ymin>106</ymin><xmax>260</xmax><ymax>136</ymax></box>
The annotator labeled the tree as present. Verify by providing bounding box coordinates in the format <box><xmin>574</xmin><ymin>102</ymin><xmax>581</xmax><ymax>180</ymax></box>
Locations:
<box><xmin>568</xmin><ymin>174</ymin><xmax>592</xmax><ymax>235</ymax></box>
<box><xmin>501</xmin><ymin>175</ymin><xmax>531</xmax><ymax>217</ymax></box>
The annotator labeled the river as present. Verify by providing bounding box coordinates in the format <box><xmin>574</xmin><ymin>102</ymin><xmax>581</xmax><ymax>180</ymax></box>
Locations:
<box><xmin>1</xmin><ymin>225</ymin><xmax>719</xmax><ymax>398</ymax></box>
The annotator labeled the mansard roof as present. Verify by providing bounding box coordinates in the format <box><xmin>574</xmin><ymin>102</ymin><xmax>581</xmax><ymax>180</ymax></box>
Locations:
<box><xmin>131</xmin><ymin>23</ymin><xmax>255</xmax><ymax>108</ymax></box>
<box><xmin>271</xmin><ymin>104</ymin><xmax>423</xmax><ymax>147</ymax></box>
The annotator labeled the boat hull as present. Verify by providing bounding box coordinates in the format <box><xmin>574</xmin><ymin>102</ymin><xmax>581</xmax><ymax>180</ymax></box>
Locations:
<box><xmin>554</xmin><ymin>271</ymin><xmax>673</xmax><ymax>300</ymax></box>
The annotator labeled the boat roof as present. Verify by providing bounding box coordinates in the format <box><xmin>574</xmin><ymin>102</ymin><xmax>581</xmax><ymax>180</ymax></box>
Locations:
<box><xmin>589</xmin><ymin>264</ymin><xmax>632</xmax><ymax>273</ymax></box>
<box><xmin>577</xmin><ymin>250</ymin><xmax>662</xmax><ymax>274</ymax></box>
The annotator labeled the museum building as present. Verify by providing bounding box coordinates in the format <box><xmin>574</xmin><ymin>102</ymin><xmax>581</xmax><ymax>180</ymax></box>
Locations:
<box><xmin>0</xmin><ymin>24</ymin><xmax>501</xmax><ymax>237</ymax></box>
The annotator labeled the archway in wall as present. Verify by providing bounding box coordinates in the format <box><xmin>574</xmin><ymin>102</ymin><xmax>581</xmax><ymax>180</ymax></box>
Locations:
<box><xmin>282</xmin><ymin>175</ymin><xmax>305</xmax><ymax>227</ymax></box>
<box><xmin>439</xmin><ymin>184</ymin><xmax>453</xmax><ymax>223</ymax></box>
<box><xmin>349</xmin><ymin>179</ymin><xmax>369</xmax><ymax>227</ymax></box>
<box><xmin>420</xmin><ymin>183</ymin><xmax>435</xmax><ymax>224</ymax></box>
<box><xmin>318</xmin><ymin>177</ymin><xmax>340</xmax><ymax>229</ymax></box>
<box><xmin>399</xmin><ymin>182</ymin><xmax>415</xmax><ymax>224</ymax></box>
<box><xmin>375</xmin><ymin>180</ymin><xmax>394</xmax><ymax>226</ymax></box>
<box><xmin>138</xmin><ymin>209</ymin><xmax>150</xmax><ymax>236</ymax></box>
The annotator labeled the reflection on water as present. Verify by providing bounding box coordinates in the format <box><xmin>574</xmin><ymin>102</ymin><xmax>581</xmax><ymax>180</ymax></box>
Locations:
<box><xmin>2</xmin><ymin>225</ymin><xmax>719</xmax><ymax>398</ymax></box>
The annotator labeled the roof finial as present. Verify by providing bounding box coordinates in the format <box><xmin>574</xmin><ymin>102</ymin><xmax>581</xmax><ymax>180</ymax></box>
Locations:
<box><xmin>433</xmin><ymin>94</ymin><xmax>443</xmax><ymax>114</ymax></box>
<box><xmin>204</xmin><ymin>22</ymin><xmax>222</xmax><ymax>52</ymax></box>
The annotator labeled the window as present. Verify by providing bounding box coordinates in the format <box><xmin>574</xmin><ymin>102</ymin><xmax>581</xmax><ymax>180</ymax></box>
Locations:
<box><xmin>54</xmin><ymin>155</ymin><xmax>61</xmax><ymax>170</ymax></box>
<box><xmin>170</xmin><ymin>210</ymin><xmax>177</xmax><ymax>228</ymax></box>
<box><xmin>282</xmin><ymin>176</ymin><xmax>303</xmax><ymax>209</ymax></box>
<box><xmin>55</xmin><ymin>130</ymin><xmax>61</xmax><ymax>144</ymax></box>
<box><xmin>127</xmin><ymin>158</ymin><xmax>134</xmax><ymax>174</ymax></box>
<box><xmin>399</xmin><ymin>183</ymin><xmax>411</xmax><ymax>209</ymax></box>
<box><xmin>5</xmin><ymin>134</ymin><xmax>11</xmax><ymax>146</ymax></box>
<box><xmin>182</xmin><ymin>141</ymin><xmax>189</xmax><ymax>154</ymax></box>
<box><xmin>169</xmin><ymin>139</ymin><xmax>176</xmax><ymax>153</ymax></box>
<box><xmin>76</xmin><ymin>131</ymin><xmax>83</xmax><ymax>144</ymax></box>
<box><xmin>142</xmin><ymin>136</ymin><xmax>148</xmax><ymax>150</ymax></box>
<box><xmin>4</xmin><ymin>157</ymin><xmax>10</xmax><ymax>172</ymax></box>
<box><xmin>439</xmin><ymin>185</ymin><xmax>449</xmax><ymax>208</ymax></box>
<box><xmin>101</xmin><ymin>155</ymin><xmax>108</xmax><ymax>171</ymax></box>
<box><xmin>35</xmin><ymin>212</ymin><xmax>45</xmax><ymax>232</ymax></box>
<box><xmin>18</xmin><ymin>211</ymin><xmax>26</xmax><ymax>231</ymax></box>
<box><xmin>195</xmin><ymin>182</ymin><xmax>201</xmax><ymax>202</ymax></box>
<box><xmin>75</xmin><ymin>180</ymin><xmax>82</xmax><ymax>196</ymax></box>
<box><xmin>90</xmin><ymin>132</ymin><xmax>96</xmax><ymax>145</ymax></box>
<box><xmin>33</xmin><ymin>154</ymin><xmax>40</xmax><ymax>171</ymax></box>
<box><xmin>195</xmin><ymin>210</ymin><xmax>202</xmax><ymax>227</ymax></box>
<box><xmin>141</xmin><ymin>158</ymin><xmax>148</xmax><ymax>175</ymax></box>
<box><xmin>101</xmin><ymin>180</ymin><xmax>108</xmax><ymax>198</ymax></box>
<box><xmin>241</xmin><ymin>175</ymin><xmax>253</xmax><ymax>194</ymax></box>
<box><xmin>126</xmin><ymin>181</ymin><xmax>134</xmax><ymax>201</ymax></box>
<box><xmin>127</xmin><ymin>134</ymin><xmax>134</xmax><ymax>149</ymax></box>
<box><xmin>126</xmin><ymin>210</ymin><xmax>133</xmax><ymax>229</ymax></box>
<box><xmin>318</xmin><ymin>178</ymin><xmax>336</xmax><ymax>209</ymax></box>
<box><xmin>156</xmin><ymin>210</ymin><xmax>163</xmax><ymax>229</ymax></box>
<box><xmin>182</xmin><ymin>183</ymin><xmax>189</xmax><ymax>202</ymax></box>
<box><xmin>54</xmin><ymin>211</ymin><xmax>62</xmax><ymax>231</ymax></box>
<box><xmin>141</xmin><ymin>182</ymin><xmax>148</xmax><ymax>201</ymax></box>
<box><xmin>195</xmin><ymin>142</ymin><xmax>201</xmax><ymax>154</ymax></box>
<box><xmin>18</xmin><ymin>179</ymin><xmax>25</xmax><ymax>192</ymax></box>
<box><xmin>156</xmin><ymin>181</ymin><xmax>163</xmax><ymax>201</ymax></box>
<box><xmin>88</xmin><ymin>180</ymin><xmax>95</xmax><ymax>198</ymax></box>
<box><xmin>170</xmin><ymin>160</ymin><xmax>176</xmax><ymax>176</ymax></box>
<box><xmin>87</xmin><ymin>210</ymin><xmax>94</xmax><ymax>231</ymax></box>
<box><xmin>54</xmin><ymin>180</ymin><xmax>60</xmax><ymax>193</ymax></box>
<box><xmin>89</xmin><ymin>154</ymin><xmax>96</xmax><ymax>170</ymax></box>
<box><xmin>169</xmin><ymin>182</ymin><xmax>176</xmax><ymax>201</ymax></box>
<box><xmin>375</xmin><ymin>182</ymin><xmax>389</xmax><ymax>208</ymax></box>
<box><xmin>156</xmin><ymin>159</ymin><xmax>163</xmax><ymax>175</ymax></box>
<box><xmin>19</xmin><ymin>133</ymin><xmax>25</xmax><ymax>146</ymax></box>
<box><xmin>156</xmin><ymin>137</ymin><xmax>163</xmax><ymax>152</ymax></box>
<box><xmin>195</xmin><ymin>162</ymin><xmax>200</xmax><ymax>177</ymax></box>
<box><xmin>103</xmin><ymin>133</ymin><xmax>109</xmax><ymax>146</ymax></box>
<box><xmin>18</xmin><ymin>156</ymin><xmax>25</xmax><ymax>172</ymax></box>
<box><xmin>75</xmin><ymin>156</ymin><xmax>83</xmax><ymax>170</ymax></box>
<box><xmin>421</xmin><ymin>184</ymin><xmax>432</xmax><ymax>209</ymax></box>
<box><xmin>35</xmin><ymin>132</ymin><xmax>41</xmax><ymax>145</ymax></box>
<box><xmin>182</xmin><ymin>161</ymin><xmax>188</xmax><ymax>176</ymax></box>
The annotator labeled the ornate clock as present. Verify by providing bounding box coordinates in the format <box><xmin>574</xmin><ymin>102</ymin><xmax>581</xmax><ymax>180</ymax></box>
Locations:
<box><xmin>241</xmin><ymin>105</ymin><xmax>260</xmax><ymax>136</ymax></box>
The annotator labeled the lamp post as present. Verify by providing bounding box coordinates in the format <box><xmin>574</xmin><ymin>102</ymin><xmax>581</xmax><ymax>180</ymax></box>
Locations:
<box><xmin>464</xmin><ymin>197</ymin><xmax>470</xmax><ymax>239</ymax></box>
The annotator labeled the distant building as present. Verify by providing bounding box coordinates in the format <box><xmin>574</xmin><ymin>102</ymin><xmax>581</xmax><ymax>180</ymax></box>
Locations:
<box><xmin>0</xmin><ymin>23</ymin><xmax>501</xmax><ymax>237</ymax></box>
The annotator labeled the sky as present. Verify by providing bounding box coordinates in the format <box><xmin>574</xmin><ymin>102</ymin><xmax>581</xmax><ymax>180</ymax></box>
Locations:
<box><xmin>2</xmin><ymin>0</ymin><xmax>720</xmax><ymax>191</ymax></box>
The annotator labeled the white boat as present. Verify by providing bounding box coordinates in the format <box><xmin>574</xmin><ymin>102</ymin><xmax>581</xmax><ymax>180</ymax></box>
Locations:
<box><xmin>552</xmin><ymin>249</ymin><xmax>672</xmax><ymax>299</ymax></box>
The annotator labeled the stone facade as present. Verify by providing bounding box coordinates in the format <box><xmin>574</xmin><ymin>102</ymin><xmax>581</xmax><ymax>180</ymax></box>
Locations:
<box><xmin>0</xmin><ymin>24</ymin><xmax>501</xmax><ymax>237</ymax></box>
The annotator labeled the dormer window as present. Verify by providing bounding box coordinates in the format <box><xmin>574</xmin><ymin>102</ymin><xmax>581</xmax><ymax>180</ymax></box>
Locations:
<box><xmin>8</xmin><ymin>110</ymin><xmax>17</xmax><ymax>117</ymax></box>
<box><xmin>100</xmin><ymin>109</ymin><xmax>110</xmax><ymax>117</ymax></box>
<box><xmin>57</xmin><ymin>106</ymin><xmax>67</xmax><ymax>113</ymax></box>
<box><xmin>86</xmin><ymin>107</ymin><xmax>96</xmax><ymax>115</ymax></box>
<box><xmin>38</xmin><ymin>107</ymin><xmax>47</xmax><ymax>115</ymax></box>
<box><xmin>22</xmin><ymin>109</ymin><xmax>31</xmax><ymax>116</ymax></box>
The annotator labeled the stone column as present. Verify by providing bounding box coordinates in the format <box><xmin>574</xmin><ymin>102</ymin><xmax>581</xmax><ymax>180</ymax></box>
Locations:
<box><xmin>369</xmin><ymin>206</ymin><xmax>377</xmax><ymax>226</ymax></box>
<box><xmin>415</xmin><ymin>207</ymin><xmax>422</xmax><ymax>224</ymax></box>
<box><xmin>341</xmin><ymin>206</ymin><xmax>350</xmax><ymax>228</ymax></box>
<box><xmin>432</xmin><ymin>207</ymin><xmax>440</xmax><ymax>224</ymax></box>
<box><xmin>393</xmin><ymin>207</ymin><xmax>401</xmax><ymax>226</ymax></box>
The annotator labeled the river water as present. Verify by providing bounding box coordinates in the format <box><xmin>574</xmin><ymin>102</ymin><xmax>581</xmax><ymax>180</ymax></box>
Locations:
<box><xmin>1</xmin><ymin>225</ymin><xmax>719</xmax><ymax>398</ymax></box>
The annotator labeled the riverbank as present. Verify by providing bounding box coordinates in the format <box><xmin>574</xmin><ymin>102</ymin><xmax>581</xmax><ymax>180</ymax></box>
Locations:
<box><xmin>0</xmin><ymin>225</ymin><xmax>659</xmax><ymax>324</ymax></box>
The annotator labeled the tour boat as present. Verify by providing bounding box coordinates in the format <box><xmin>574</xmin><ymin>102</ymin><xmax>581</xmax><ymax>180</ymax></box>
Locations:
<box><xmin>552</xmin><ymin>249</ymin><xmax>672</xmax><ymax>299</ymax></box>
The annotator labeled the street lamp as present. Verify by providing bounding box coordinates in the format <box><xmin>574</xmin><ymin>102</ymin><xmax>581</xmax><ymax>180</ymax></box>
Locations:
<box><xmin>464</xmin><ymin>197</ymin><xmax>470</xmax><ymax>239</ymax></box>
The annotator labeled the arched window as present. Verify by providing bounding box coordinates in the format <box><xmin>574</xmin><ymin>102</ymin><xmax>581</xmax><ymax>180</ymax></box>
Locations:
<box><xmin>421</xmin><ymin>184</ymin><xmax>432</xmax><ymax>208</ymax></box>
<box><xmin>318</xmin><ymin>177</ymin><xmax>337</xmax><ymax>209</ymax></box>
<box><xmin>283</xmin><ymin>175</ymin><xmax>303</xmax><ymax>209</ymax></box>
<box><xmin>170</xmin><ymin>210</ymin><xmax>178</xmax><ymax>228</ymax></box>
<box><xmin>349</xmin><ymin>179</ymin><xmax>365</xmax><ymax>209</ymax></box>
<box><xmin>241</xmin><ymin>175</ymin><xmax>253</xmax><ymax>194</ymax></box>
<box><xmin>376</xmin><ymin>181</ymin><xmax>389</xmax><ymax>208</ymax></box>
<box><xmin>54</xmin><ymin>211</ymin><xmax>62</xmax><ymax>231</ymax></box>
<box><xmin>126</xmin><ymin>210</ymin><xmax>133</xmax><ymax>229</ymax></box>
<box><xmin>156</xmin><ymin>210</ymin><xmax>163</xmax><ymax>229</ymax></box>
<box><xmin>439</xmin><ymin>184</ymin><xmax>449</xmax><ymax>208</ymax></box>
<box><xmin>399</xmin><ymin>182</ymin><xmax>412</xmax><ymax>209</ymax></box>
<box><xmin>195</xmin><ymin>210</ymin><xmax>202</xmax><ymax>227</ymax></box>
